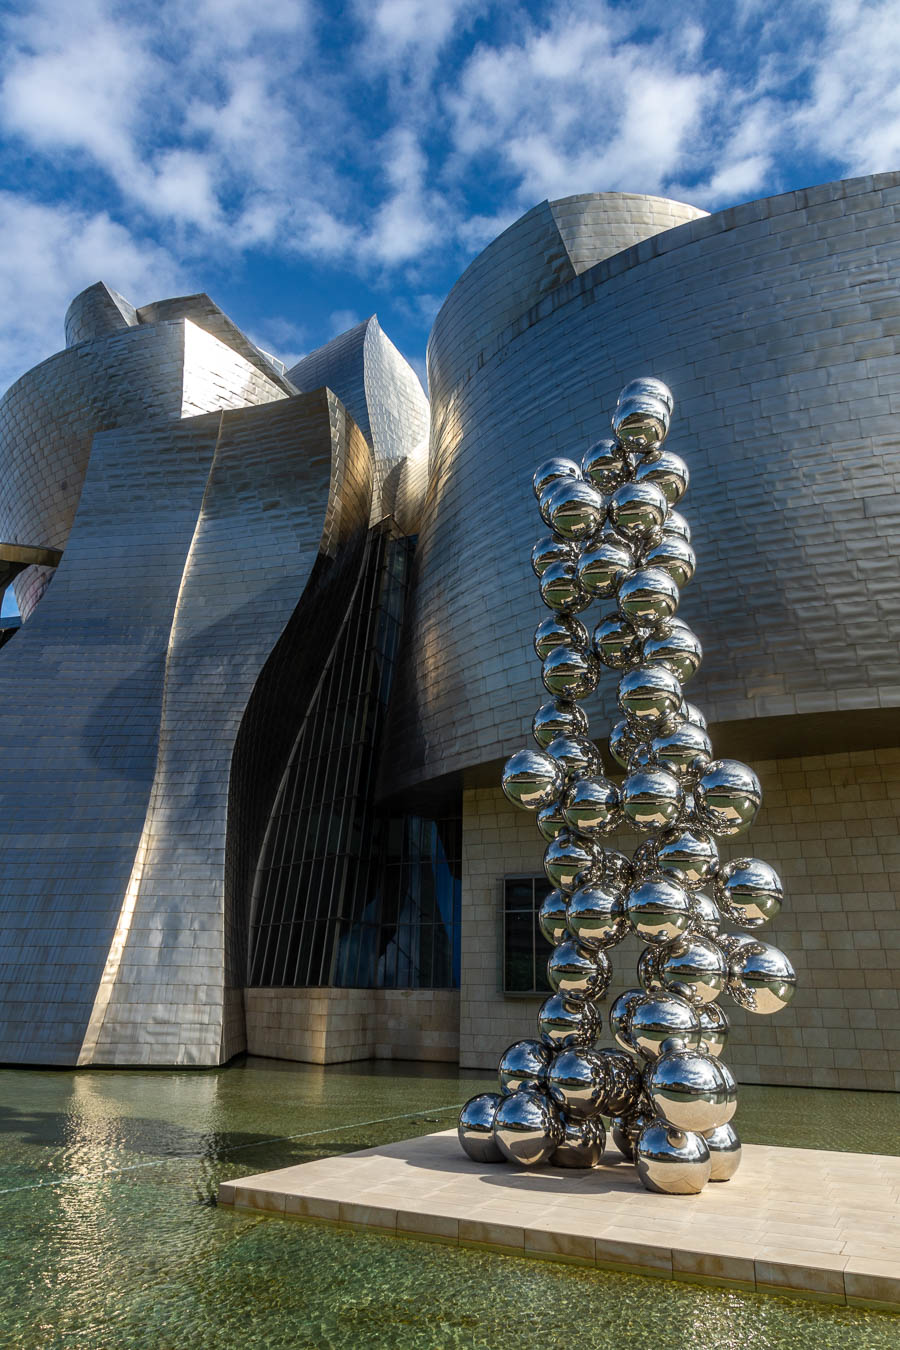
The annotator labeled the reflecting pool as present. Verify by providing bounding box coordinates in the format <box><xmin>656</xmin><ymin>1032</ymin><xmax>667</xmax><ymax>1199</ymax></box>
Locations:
<box><xmin>0</xmin><ymin>1058</ymin><xmax>897</xmax><ymax>1349</ymax></box>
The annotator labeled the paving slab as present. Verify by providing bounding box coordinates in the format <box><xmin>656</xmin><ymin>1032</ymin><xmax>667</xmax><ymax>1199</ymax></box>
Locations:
<box><xmin>218</xmin><ymin>1130</ymin><xmax>900</xmax><ymax>1310</ymax></box>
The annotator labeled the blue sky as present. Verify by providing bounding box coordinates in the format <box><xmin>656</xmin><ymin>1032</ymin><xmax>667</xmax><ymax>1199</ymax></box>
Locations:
<box><xmin>1</xmin><ymin>0</ymin><xmax>899</xmax><ymax>400</ymax></box>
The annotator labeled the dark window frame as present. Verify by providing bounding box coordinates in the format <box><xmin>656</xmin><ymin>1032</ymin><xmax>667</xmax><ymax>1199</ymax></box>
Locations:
<box><xmin>501</xmin><ymin>873</ymin><xmax>552</xmax><ymax>997</ymax></box>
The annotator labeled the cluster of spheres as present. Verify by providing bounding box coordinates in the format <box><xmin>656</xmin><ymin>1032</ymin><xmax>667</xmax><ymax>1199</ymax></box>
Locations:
<box><xmin>458</xmin><ymin>378</ymin><xmax>797</xmax><ymax>1195</ymax></box>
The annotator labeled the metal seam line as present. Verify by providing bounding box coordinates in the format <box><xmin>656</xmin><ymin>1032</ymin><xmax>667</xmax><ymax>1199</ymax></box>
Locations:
<box><xmin>0</xmin><ymin>1101</ymin><xmax>465</xmax><ymax>1196</ymax></box>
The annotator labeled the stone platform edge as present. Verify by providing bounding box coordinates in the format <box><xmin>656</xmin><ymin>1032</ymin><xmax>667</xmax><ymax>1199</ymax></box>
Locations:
<box><xmin>217</xmin><ymin>1130</ymin><xmax>900</xmax><ymax>1313</ymax></box>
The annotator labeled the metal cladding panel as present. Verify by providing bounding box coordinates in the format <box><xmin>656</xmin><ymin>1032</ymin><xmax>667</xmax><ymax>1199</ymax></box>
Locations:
<box><xmin>382</xmin><ymin>173</ymin><xmax>900</xmax><ymax>796</ymax></box>
<box><xmin>0</xmin><ymin>317</ymin><xmax>286</xmax><ymax>620</ymax></box>
<box><xmin>64</xmin><ymin>281</ymin><xmax>138</xmax><ymax>347</ymax></box>
<box><xmin>288</xmin><ymin>317</ymin><xmax>429</xmax><ymax>532</ymax></box>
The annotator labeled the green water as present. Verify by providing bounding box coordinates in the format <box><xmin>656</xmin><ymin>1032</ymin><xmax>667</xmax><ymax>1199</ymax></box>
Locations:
<box><xmin>0</xmin><ymin>1058</ymin><xmax>897</xmax><ymax>1349</ymax></box>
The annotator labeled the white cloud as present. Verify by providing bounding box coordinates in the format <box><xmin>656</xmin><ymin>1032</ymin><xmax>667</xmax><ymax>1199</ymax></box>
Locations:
<box><xmin>328</xmin><ymin>309</ymin><xmax>364</xmax><ymax>336</ymax></box>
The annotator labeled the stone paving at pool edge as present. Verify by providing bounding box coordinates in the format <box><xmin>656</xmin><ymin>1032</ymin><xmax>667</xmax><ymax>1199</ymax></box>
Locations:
<box><xmin>219</xmin><ymin>1130</ymin><xmax>900</xmax><ymax>1312</ymax></box>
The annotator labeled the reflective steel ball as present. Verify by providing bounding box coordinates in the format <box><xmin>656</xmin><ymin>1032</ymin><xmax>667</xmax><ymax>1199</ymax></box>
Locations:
<box><xmin>593</xmin><ymin>849</ymin><xmax>635</xmax><ymax>895</ymax></box>
<box><xmin>533</xmin><ymin>456</ymin><xmax>581</xmax><ymax>499</ymax></box>
<box><xmin>593</xmin><ymin>612</ymin><xmax>641</xmax><ymax>670</ymax></box>
<box><xmin>458</xmin><ymin>1093</ymin><xmax>504</xmax><ymax>1164</ymax></box>
<box><xmin>658</xmin><ymin>933</ymin><xmax>728</xmax><ymax>1005</ymax></box>
<box><xmin>566</xmin><ymin>883</ymin><xmax>629</xmax><ymax>949</ymax></box>
<box><xmin>562</xmin><ymin>775</ymin><xmax>621</xmax><ymax>836</ymax></box>
<box><xmin>626</xmin><ymin>992</ymin><xmax>701</xmax><ymax>1059</ymax></box>
<box><xmin>612</xmin><ymin>396</ymin><xmax>671</xmax><ymax>454</ymax></box>
<box><xmin>609</xmin><ymin>987</ymin><xmax>646</xmax><ymax>1054</ymax></box>
<box><xmin>683</xmin><ymin>700</ymin><xmax>707</xmax><ymax>729</ymax></box>
<box><xmin>636</xmin><ymin>1122</ymin><xmax>711</xmax><ymax>1194</ymax></box>
<box><xmin>548</xmin><ymin>940</ymin><xmax>611</xmax><ymax>1003</ymax></box>
<box><xmin>539</xmin><ymin>560</ymin><xmax>591</xmax><ymax>613</ymax></box>
<box><xmin>703</xmin><ymin>1122</ymin><xmax>742</xmax><ymax>1181</ymax></box>
<box><xmin>582</xmin><ymin>437</ymin><xmax>632</xmax><ymax>493</ymax></box>
<box><xmin>715</xmin><ymin>857</ymin><xmax>783</xmax><ymax>928</ymax></box>
<box><xmin>551</xmin><ymin>1113</ymin><xmax>606</xmax><ymax>1167</ymax></box>
<box><xmin>617</xmin><ymin>377</ymin><xmax>674</xmax><ymax>415</ymax></box>
<box><xmin>691</xmin><ymin>891</ymin><xmax>722</xmax><ymax>938</ymax></box>
<box><xmin>532</xmin><ymin>698</ymin><xmax>589</xmax><ymax>749</ymax></box>
<box><xmin>501</xmin><ymin>748</ymin><xmax>563</xmax><ymax>810</ymax></box>
<box><xmin>697</xmin><ymin>1001</ymin><xmax>729</xmax><ymax>1058</ymax></box>
<box><xmin>641</xmin><ymin>622</ymin><xmax>702</xmax><ymax>684</ymax></box>
<box><xmin>648</xmin><ymin>1048</ymin><xmax>737</xmax><ymax>1133</ymax></box>
<box><xmin>643</xmin><ymin>534</ymin><xmax>696</xmax><ymax>588</ymax></box>
<box><xmin>577</xmin><ymin>539</ymin><xmax>635</xmax><ymax>598</ymax></box>
<box><xmin>617</xmin><ymin>566</ymin><xmax>680</xmax><ymax>629</ymax></box>
<box><xmin>728</xmin><ymin>941</ymin><xmax>797</xmax><ymax>1014</ymax></box>
<box><xmin>654</xmin><ymin>826</ymin><xmax>719</xmax><ymax>890</ymax></box>
<box><xmin>493</xmin><ymin>1089</ymin><xmax>563</xmax><ymax>1166</ymax></box>
<box><xmin>625</xmin><ymin>879</ymin><xmax>694</xmax><ymax>947</ymax></box>
<box><xmin>538</xmin><ymin>994</ymin><xmax>600</xmax><ymax>1050</ymax></box>
<box><xmin>542</xmin><ymin>644</ymin><xmax>598</xmax><ymax>699</ymax></box>
<box><xmin>695</xmin><ymin>759</ymin><xmax>763</xmax><ymax>836</ymax></box>
<box><xmin>545</xmin><ymin>732</ymin><xmax>601</xmax><ymax>778</ymax></box>
<box><xmin>540</xmin><ymin>476</ymin><xmax>606</xmax><ymax>541</ymax></box>
<box><xmin>538</xmin><ymin>888</ymin><xmax>570</xmax><ymax>944</ymax></box>
<box><xmin>536</xmin><ymin>799</ymin><xmax>567</xmax><ymax>843</ymax></box>
<box><xmin>631</xmin><ymin>837</ymin><xmax>661</xmax><ymax>880</ymax></box>
<box><xmin>609</xmin><ymin>717</ymin><xmax>640</xmax><ymax>769</ymax></box>
<box><xmin>651</xmin><ymin>721</ymin><xmax>712</xmax><ymax>782</ymax></box>
<box><xmin>611</xmin><ymin>1108</ymin><xmax>656</xmax><ymax>1162</ymax></box>
<box><xmin>618</xmin><ymin>664</ymin><xmax>684</xmax><ymax>733</ymax></box>
<box><xmin>531</xmin><ymin>533</ymin><xmax>577</xmax><ymax>578</ymax></box>
<box><xmin>608</xmin><ymin>480</ymin><xmax>669</xmax><ymax>542</ymax></box>
<box><xmin>634</xmin><ymin>449</ymin><xmax>689</xmax><ymax>506</ymax></box>
<box><xmin>547</xmin><ymin>1047</ymin><xmax>610</xmax><ymax>1117</ymax></box>
<box><xmin>597</xmin><ymin>1048</ymin><xmax>643</xmax><ymax>1116</ymax></box>
<box><xmin>534</xmin><ymin>613</ymin><xmax>589</xmax><ymax>661</ymax></box>
<box><xmin>637</xmin><ymin>944</ymin><xmax>664</xmax><ymax>993</ymax></box>
<box><xmin>544</xmin><ymin>832</ymin><xmax>597</xmax><ymax>893</ymax></box>
<box><xmin>499</xmin><ymin>1038</ymin><xmax>552</xmax><ymax>1095</ymax></box>
<box><xmin>621</xmin><ymin>769</ymin><xmax>685</xmax><ymax>832</ymax></box>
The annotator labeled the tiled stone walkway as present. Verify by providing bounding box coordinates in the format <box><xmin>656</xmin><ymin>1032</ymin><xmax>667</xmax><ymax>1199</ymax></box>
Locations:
<box><xmin>219</xmin><ymin>1130</ymin><xmax>900</xmax><ymax>1310</ymax></box>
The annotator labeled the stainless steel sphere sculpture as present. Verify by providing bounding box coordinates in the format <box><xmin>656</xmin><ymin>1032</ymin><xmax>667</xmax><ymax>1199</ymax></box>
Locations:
<box><xmin>458</xmin><ymin>377</ymin><xmax>798</xmax><ymax>1196</ymax></box>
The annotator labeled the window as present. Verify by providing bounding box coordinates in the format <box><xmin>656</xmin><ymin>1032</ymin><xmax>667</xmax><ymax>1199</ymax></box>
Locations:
<box><xmin>502</xmin><ymin>875</ymin><xmax>553</xmax><ymax>995</ymax></box>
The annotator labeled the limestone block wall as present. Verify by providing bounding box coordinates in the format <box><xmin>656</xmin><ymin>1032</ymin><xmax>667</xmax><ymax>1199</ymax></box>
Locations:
<box><xmin>460</xmin><ymin>747</ymin><xmax>900</xmax><ymax>1091</ymax></box>
<box><xmin>244</xmin><ymin>987</ymin><xmax>460</xmax><ymax>1064</ymax></box>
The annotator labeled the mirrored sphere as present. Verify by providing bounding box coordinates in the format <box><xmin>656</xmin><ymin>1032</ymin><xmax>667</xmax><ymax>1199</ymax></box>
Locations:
<box><xmin>532</xmin><ymin>698</ymin><xmax>589</xmax><ymax>749</ymax></box>
<box><xmin>659</xmin><ymin>933</ymin><xmax>728</xmax><ymax>1005</ymax></box>
<box><xmin>609</xmin><ymin>988</ymin><xmax>646</xmax><ymax>1053</ymax></box>
<box><xmin>612</xmin><ymin>395</ymin><xmax>671</xmax><ymax>453</ymax></box>
<box><xmin>538</xmin><ymin>993</ymin><xmax>600</xmax><ymax>1050</ymax></box>
<box><xmin>716</xmin><ymin>857</ymin><xmax>784</xmax><ymax>928</ymax></box>
<box><xmin>641</xmin><ymin>622</ymin><xmax>702</xmax><ymax>683</ymax></box>
<box><xmin>551</xmin><ymin>1112</ymin><xmax>606</xmax><ymax>1167</ymax></box>
<box><xmin>691</xmin><ymin>891</ymin><xmax>722</xmax><ymax>939</ymax></box>
<box><xmin>577</xmin><ymin>539</ymin><xmax>635</xmax><ymax>598</ymax></box>
<box><xmin>655</xmin><ymin>826</ymin><xmax>719</xmax><ymax>890</ymax></box>
<box><xmin>542</xmin><ymin>644</ymin><xmax>598</xmax><ymax>699</ymax></box>
<box><xmin>501</xmin><ymin>748</ymin><xmax>563</xmax><ymax>811</ymax></box>
<box><xmin>536</xmin><ymin>799</ymin><xmax>567</xmax><ymax>843</ymax></box>
<box><xmin>531</xmin><ymin>533</ymin><xmax>577</xmax><ymax>578</ymax></box>
<box><xmin>493</xmin><ymin>1089</ymin><xmax>563</xmax><ymax>1166</ymax></box>
<box><xmin>728</xmin><ymin>941</ymin><xmax>797</xmax><ymax>1014</ymax></box>
<box><xmin>533</xmin><ymin>456</ymin><xmax>581</xmax><ymax>499</ymax></box>
<box><xmin>697</xmin><ymin>1002</ymin><xmax>729</xmax><ymax>1058</ymax></box>
<box><xmin>563</xmin><ymin>776</ymin><xmax>621</xmax><ymax>836</ymax></box>
<box><xmin>695</xmin><ymin>759</ymin><xmax>763</xmax><ymax>836</ymax></box>
<box><xmin>499</xmin><ymin>1038</ymin><xmax>552</xmax><ymax>1095</ymax></box>
<box><xmin>636</xmin><ymin>1122</ymin><xmax>712</xmax><ymax>1194</ymax></box>
<box><xmin>683</xmin><ymin>700</ymin><xmax>707</xmax><ymax>729</ymax></box>
<box><xmin>666</xmin><ymin>508</ymin><xmax>691</xmax><ymax>541</ymax></box>
<box><xmin>566</xmin><ymin>884</ymin><xmax>628</xmax><ymax>949</ymax></box>
<box><xmin>548</xmin><ymin>941</ymin><xmax>611</xmax><ymax>1003</ymax></box>
<box><xmin>651</xmin><ymin>721</ymin><xmax>712</xmax><ymax>782</ymax></box>
<box><xmin>597</xmin><ymin>1048</ymin><xmax>643</xmax><ymax>1116</ymax></box>
<box><xmin>593</xmin><ymin>849</ymin><xmax>635</xmax><ymax>895</ymax></box>
<box><xmin>617</xmin><ymin>377</ymin><xmax>674</xmax><ymax>415</ymax></box>
<box><xmin>582</xmin><ymin>437</ymin><xmax>632</xmax><ymax>493</ymax></box>
<box><xmin>637</xmin><ymin>944</ymin><xmax>664</xmax><ymax>993</ymax></box>
<box><xmin>618</xmin><ymin>664</ymin><xmax>684</xmax><ymax>733</ymax></box>
<box><xmin>621</xmin><ymin>769</ymin><xmax>685</xmax><ymax>832</ymax></box>
<box><xmin>627</xmin><ymin>992</ymin><xmax>701</xmax><ymax>1059</ymax></box>
<box><xmin>609</xmin><ymin>717</ymin><xmax>640</xmax><ymax>769</ymax></box>
<box><xmin>626</xmin><ymin>874</ymin><xmax>696</xmax><ymax>950</ymax></box>
<box><xmin>608</xmin><ymin>480</ymin><xmax>669</xmax><ymax>542</ymax></box>
<box><xmin>534</xmin><ymin>613</ymin><xmax>589</xmax><ymax>661</ymax></box>
<box><xmin>544</xmin><ymin>832</ymin><xmax>597</xmax><ymax>892</ymax></box>
<box><xmin>618</xmin><ymin>566</ymin><xmax>680</xmax><ymax>629</ymax></box>
<box><xmin>593</xmin><ymin>613</ymin><xmax>640</xmax><ymax>670</ymax></box>
<box><xmin>634</xmin><ymin>449</ymin><xmax>689</xmax><ymax>506</ymax></box>
<box><xmin>547</xmin><ymin>1047</ymin><xmax>610</xmax><ymax>1117</ymax></box>
<box><xmin>538</xmin><ymin>888</ymin><xmax>570</xmax><ymax>944</ymax></box>
<box><xmin>631</xmin><ymin>837</ymin><xmax>661</xmax><ymax>880</ymax></box>
<box><xmin>545</xmin><ymin>732</ymin><xmax>601</xmax><ymax>778</ymax></box>
<box><xmin>539</xmin><ymin>560</ymin><xmax>591</xmax><ymax>613</ymax></box>
<box><xmin>541</xmin><ymin>477</ymin><xmax>606</xmax><ymax>541</ymax></box>
<box><xmin>611</xmin><ymin>1108</ymin><xmax>656</xmax><ymax>1162</ymax></box>
<box><xmin>703</xmin><ymin>1122</ymin><xmax>742</xmax><ymax>1181</ymax></box>
<box><xmin>458</xmin><ymin>1093</ymin><xmax>504</xmax><ymax>1163</ymax></box>
<box><xmin>643</xmin><ymin>534</ymin><xmax>696</xmax><ymax>588</ymax></box>
<box><xmin>648</xmin><ymin>1048</ymin><xmax>736</xmax><ymax>1133</ymax></box>
<box><xmin>716</xmin><ymin>932</ymin><xmax>757</xmax><ymax>963</ymax></box>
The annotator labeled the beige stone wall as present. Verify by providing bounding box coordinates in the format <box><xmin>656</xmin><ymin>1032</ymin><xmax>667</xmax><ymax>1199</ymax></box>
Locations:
<box><xmin>244</xmin><ymin>987</ymin><xmax>460</xmax><ymax>1065</ymax></box>
<box><xmin>461</xmin><ymin>748</ymin><xmax>900</xmax><ymax>1092</ymax></box>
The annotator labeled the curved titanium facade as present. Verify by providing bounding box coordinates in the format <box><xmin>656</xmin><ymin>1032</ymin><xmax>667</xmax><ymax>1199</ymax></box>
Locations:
<box><xmin>383</xmin><ymin>175</ymin><xmax>900</xmax><ymax>797</ymax></box>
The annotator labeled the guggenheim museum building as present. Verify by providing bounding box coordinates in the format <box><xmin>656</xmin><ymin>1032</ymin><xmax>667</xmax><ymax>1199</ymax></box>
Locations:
<box><xmin>0</xmin><ymin>171</ymin><xmax>897</xmax><ymax>1092</ymax></box>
